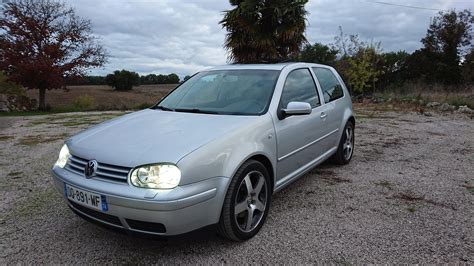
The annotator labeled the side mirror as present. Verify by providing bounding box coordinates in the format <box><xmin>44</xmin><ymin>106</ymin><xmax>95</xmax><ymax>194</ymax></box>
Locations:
<box><xmin>282</xmin><ymin>101</ymin><xmax>312</xmax><ymax>117</ymax></box>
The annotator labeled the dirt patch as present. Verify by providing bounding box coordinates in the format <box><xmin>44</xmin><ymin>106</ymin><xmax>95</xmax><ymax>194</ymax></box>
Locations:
<box><xmin>391</xmin><ymin>191</ymin><xmax>458</xmax><ymax>210</ymax></box>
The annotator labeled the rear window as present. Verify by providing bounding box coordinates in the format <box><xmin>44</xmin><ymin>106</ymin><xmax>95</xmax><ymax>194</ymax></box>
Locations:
<box><xmin>312</xmin><ymin>67</ymin><xmax>344</xmax><ymax>103</ymax></box>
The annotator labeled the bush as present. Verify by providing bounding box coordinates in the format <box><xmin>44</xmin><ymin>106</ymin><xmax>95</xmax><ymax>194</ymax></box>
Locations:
<box><xmin>105</xmin><ymin>70</ymin><xmax>140</xmax><ymax>91</ymax></box>
<box><xmin>73</xmin><ymin>95</ymin><xmax>95</xmax><ymax>110</ymax></box>
<box><xmin>0</xmin><ymin>72</ymin><xmax>25</xmax><ymax>96</ymax></box>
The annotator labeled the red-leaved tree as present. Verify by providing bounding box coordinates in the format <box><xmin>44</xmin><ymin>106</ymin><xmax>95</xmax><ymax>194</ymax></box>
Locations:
<box><xmin>0</xmin><ymin>0</ymin><xmax>106</xmax><ymax>110</ymax></box>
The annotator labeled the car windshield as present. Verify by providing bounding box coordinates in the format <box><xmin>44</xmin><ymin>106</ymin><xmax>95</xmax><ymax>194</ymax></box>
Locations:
<box><xmin>154</xmin><ymin>70</ymin><xmax>280</xmax><ymax>115</ymax></box>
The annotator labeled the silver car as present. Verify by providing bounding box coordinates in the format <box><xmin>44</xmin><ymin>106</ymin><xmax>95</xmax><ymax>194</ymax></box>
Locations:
<box><xmin>51</xmin><ymin>62</ymin><xmax>355</xmax><ymax>241</ymax></box>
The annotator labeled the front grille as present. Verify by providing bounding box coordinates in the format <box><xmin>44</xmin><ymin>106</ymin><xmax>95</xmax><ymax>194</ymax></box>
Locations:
<box><xmin>69</xmin><ymin>201</ymin><xmax>122</xmax><ymax>226</ymax></box>
<box><xmin>65</xmin><ymin>155</ymin><xmax>131</xmax><ymax>183</ymax></box>
<box><xmin>126</xmin><ymin>219</ymin><xmax>167</xmax><ymax>233</ymax></box>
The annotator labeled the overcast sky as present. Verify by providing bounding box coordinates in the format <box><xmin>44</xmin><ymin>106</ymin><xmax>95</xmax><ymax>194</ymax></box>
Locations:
<box><xmin>64</xmin><ymin>0</ymin><xmax>473</xmax><ymax>77</ymax></box>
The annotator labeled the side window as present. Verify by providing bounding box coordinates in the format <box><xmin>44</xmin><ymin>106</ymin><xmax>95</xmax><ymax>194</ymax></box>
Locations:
<box><xmin>312</xmin><ymin>67</ymin><xmax>344</xmax><ymax>103</ymax></box>
<box><xmin>280</xmin><ymin>68</ymin><xmax>320</xmax><ymax>108</ymax></box>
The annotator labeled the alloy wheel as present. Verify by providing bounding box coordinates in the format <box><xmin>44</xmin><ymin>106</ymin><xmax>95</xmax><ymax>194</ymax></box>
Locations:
<box><xmin>234</xmin><ymin>170</ymin><xmax>268</xmax><ymax>232</ymax></box>
<box><xmin>343</xmin><ymin>126</ymin><xmax>354</xmax><ymax>160</ymax></box>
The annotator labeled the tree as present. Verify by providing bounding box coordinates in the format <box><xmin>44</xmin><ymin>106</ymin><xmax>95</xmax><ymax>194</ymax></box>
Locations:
<box><xmin>105</xmin><ymin>70</ymin><xmax>140</xmax><ymax>91</ymax></box>
<box><xmin>331</xmin><ymin>27</ymin><xmax>384</xmax><ymax>94</ymax></box>
<box><xmin>346</xmin><ymin>47</ymin><xmax>384</xmax><ymax>95</ymax></box>
<box><xmin>332</xmin><ymin>26</ymin><xmax>366</xmax><ymax>58</ymax></box>
<box><xmin>419</xmin><ymin>9</ymin><xmax>474</xmax><ymax>84</ymax></box>
<box><xmin>378</xmin><ymin>51</ymin><xmax>409</xmax><ymax>88</ymax></box>
<box><xmin>0</xmin><ymin>0</ymin><xmax>106</xmax><ymax>110</ymax></box>
<box><xmin>220</xmin><ymin>0</ymin><xmax>308</xmax><ymax>63</ymax></box>
<box><xmin>183</xmin><ymin>75</ymin><xmax>191</xmax><ymax>81</ymax></box>
<box><xmin>166</xmin><ymin>73</ymin><xmax>180</xmax><ymax>84</ymax></box>
<box><xmin>299</xmin><ymin>43</ymin><xmax>338</xmax><ymax>66</ymax></box>
<box><xmin>462</xmin><ymin>48</ymin><xmax>474</xmax><ymax>83</ymax></box>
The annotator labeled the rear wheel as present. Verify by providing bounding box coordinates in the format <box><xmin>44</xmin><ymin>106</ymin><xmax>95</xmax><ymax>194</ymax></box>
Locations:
<box><xmin>333</xmin><ymin>121</ymin><xmax>355</xmax><ymax>165</ymax></box>
<box><xmin>217</xmin><ymin>160</ymin><xmax>271</xmax><ymax>241</ymax></box>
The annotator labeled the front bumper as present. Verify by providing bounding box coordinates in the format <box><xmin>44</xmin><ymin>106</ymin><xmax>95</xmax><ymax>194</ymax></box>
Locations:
<box><xmin>52</xmin><ymin>167</ymin><xmax>229</xmax><ymax>235</ymax></box>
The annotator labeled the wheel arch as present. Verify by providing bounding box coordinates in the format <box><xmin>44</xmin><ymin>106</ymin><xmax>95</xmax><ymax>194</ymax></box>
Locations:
<box><xmin>228</xmin><ymin>153</ymin><xmax>276</xmax><ymax>193</ymax></box>
<box><xmin>348</xmin><ymin>115</ymin><xmax>355</xmax><ymax>128</ymax></box>
<box><xmin>248</xmin><ymin>154</ymin><xmax>275</xmax><ymax>191</ymax></box>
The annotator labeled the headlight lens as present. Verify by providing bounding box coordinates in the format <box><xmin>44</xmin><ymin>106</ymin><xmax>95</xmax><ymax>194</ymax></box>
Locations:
<box><xmin>130</xmin><ymin>164</ymin><xmax>181</xmax><ymax>189</ymax></box>
<box><xmin>55</xmin><ymin>144</ymin><xmax>70</xmax><ymax>168</ymax></box>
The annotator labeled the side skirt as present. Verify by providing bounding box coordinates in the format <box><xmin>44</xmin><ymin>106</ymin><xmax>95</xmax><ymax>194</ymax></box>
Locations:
<box><xmin>273</xmin><ymin>146</ymin><xmax>338</xmax><ymax>193</ymax></box>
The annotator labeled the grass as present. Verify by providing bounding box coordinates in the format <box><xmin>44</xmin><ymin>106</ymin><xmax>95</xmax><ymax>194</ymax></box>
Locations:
<box><xmin>445</xmin><ymin>95</ymin><xmax>474</xmax><ymax>109</ymax></box>
<box><xmin>16</xmin><ymin>134</ymin><xmax>68</xmax><ymax>146</ymax></box>
<box><xmin>394</xmin><ymin>192</ymin><xmax>425</xmax><ymax>201</ymax></box>
<box><xmin>0</xmin><ymin>111</ymin><xmax>59</xmax><ymax>117</ymax></box>
<box><xmin>375</xmin><ymin>180</ymin><xmax>393</xmax><ymax>190</ymax></box>
<box><xmin>373</xmin><ymin>88</ymin><xmax>474</xmax><ymax>109</ymax></box>
<box><xmin>1</xmin><ymin>84</ymin><xmax>172</xmax><ymax>116</ymax></box>
<box><xmin>8</xmin><ymin>188</ymin><xmax>58</xmax><ymax>218</ymax></box>
<box><xmin>7</xmin><ymin>171</ymin><xmax>23</xmax><ymax>179</ymax></box>
<box><xmin>463</xmin><ymin>183</ymin><xmax>474</xmax><ymax>194</ymax></box>
<box><xmin>320</xmin><ymin>176</ymin><xmax>352</xmax><ymax>185</ymax></box>
<box><xmin>0</xmin><ymin>135</ymin><xmax>14</xmax><ymax>141</ymax></box>
<box><xmin>24</xmin><ymin>84</ymin><xmax>174</xmax><ymax>111</ymax></box>
<box><xmin>25</xmin><ymin>112</ymin><xmax>126</xmax><ymax>127</ymax></box>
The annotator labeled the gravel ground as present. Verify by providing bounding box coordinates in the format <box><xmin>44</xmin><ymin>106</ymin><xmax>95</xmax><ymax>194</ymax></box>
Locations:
<box><xmin>0</xmin><ymin>107</ymin><xmax>473</xmax><ymax>264</ymax></box>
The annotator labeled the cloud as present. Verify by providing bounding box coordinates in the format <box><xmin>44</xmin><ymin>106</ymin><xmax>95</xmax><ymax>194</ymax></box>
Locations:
<box><xmin>65</xmin><ymin>0</ymin><xmax>471</xmax><ymax>77</ymax></box>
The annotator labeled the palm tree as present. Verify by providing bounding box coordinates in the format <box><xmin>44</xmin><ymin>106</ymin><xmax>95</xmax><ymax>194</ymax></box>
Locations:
<box><xmin>220</xmin><ymin>0</ymin><xmax>308</xmax><ymax>63</ymax></box>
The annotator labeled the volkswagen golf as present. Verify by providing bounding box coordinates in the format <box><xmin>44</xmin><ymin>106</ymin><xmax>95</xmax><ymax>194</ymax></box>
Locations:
<box><xmin>51</xmin><ymin>62</ymin><xmax>355</xmax><ymax>241</ymax></box>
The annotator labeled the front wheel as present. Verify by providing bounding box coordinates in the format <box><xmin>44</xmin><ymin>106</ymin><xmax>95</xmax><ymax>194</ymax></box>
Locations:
<box><xmin>217</xmin><ymin>160</ymin><xmax>271</xmax><ymax>241</ymax></box>
<box><xmin>332</xmin><ymin>120</ymin><xmax>355</xmax><ymax>165</ymax></box>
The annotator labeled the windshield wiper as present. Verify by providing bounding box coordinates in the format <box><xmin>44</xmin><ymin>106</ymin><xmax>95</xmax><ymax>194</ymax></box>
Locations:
<box><xmin>154</xmin><ymin>105</ymin><xmax>174</xmax><ymax>111</ymax></box>
<box><xmin>174</xmin><ymin>108</ymin><xmax>219</xmax><ymax>114</ymax></box>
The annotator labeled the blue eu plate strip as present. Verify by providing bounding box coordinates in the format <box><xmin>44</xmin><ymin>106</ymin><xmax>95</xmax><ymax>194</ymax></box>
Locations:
<box><xmin>101</xmin><ymin>195</ymin><xmax>108</xmax><ymax>211</ymax></box>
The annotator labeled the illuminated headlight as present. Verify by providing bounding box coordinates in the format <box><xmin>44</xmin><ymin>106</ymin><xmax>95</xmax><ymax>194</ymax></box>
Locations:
<box><xmin>130</xmin><ymin>164</ymin><xmax>181</xmax><ymax>189</ymax></box>
<box><xmin>55</xmin><ymin>144</ymin><xmax>71</xmax><ymax>168</ymax></box>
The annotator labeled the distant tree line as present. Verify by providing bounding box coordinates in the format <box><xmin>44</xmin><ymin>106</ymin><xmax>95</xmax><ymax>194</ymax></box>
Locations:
<box><xmin>140</xmin><ymin>73</ymin><xmax>180</xmax><ymax>85</ymax></box>
<box><xmin>298</xmin><ymin>10</ymin><xmax>474</xmax><ymax>95</ymax></box>
<box><xmin>66</xmin><ymin>70</ymin><xmax>181</xmax><ymax>90</ymax></box>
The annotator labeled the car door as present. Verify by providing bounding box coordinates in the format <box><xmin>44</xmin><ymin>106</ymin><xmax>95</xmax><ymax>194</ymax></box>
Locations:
<box><xmin>311</xmin><ymin>67</ymin><xmax>346</xmax><ymax>148</ymax></box>
<box><xmin>274</xmin><ymin>68</ymin><xmax>329</xmax><ymax>183</ymax></box>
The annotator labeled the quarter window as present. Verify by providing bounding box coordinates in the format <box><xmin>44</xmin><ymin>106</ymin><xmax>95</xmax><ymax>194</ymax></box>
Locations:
<box><xmin>280</xmin><ymin>68</ymin><xmax>320</xmax><ymax>108</ymax></box>
<box><xmin>312</xmin><ymin>67</ymin><xmax>344</xmax><ymax>103</ymax></box>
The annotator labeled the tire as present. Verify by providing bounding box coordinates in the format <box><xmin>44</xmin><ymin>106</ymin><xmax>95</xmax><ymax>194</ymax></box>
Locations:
<box><xmin>217</xmin><ymin>160</ymin><xmax>272</xmax><ymax>241</ymax></box>
<box><xmin>332</xmin><ymin>120</ymin><xmax>355</xmax><ymax>165</ymax></box>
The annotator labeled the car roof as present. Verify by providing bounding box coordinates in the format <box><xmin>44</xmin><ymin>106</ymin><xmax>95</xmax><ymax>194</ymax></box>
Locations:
<box><xmin>207</xmin><ymin>62</ymin><xmax>331</xmax><ymax>71</ymax></box>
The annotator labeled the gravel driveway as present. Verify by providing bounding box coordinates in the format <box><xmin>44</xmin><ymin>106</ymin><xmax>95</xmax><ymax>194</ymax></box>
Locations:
<box><xmin>0</xmin><ymin>107</ymin><xmax>473</xmax><ymax>264</ymax></box>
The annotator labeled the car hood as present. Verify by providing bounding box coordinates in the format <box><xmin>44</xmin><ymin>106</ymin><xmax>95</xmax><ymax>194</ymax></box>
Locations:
<box><xmin>68</xmin><ymin>109</ymin><xmax>258</xmax><ymax>167</ymax></box>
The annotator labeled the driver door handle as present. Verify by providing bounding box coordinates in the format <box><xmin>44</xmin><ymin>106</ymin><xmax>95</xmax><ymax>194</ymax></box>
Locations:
<box><xmin>320</xmin><ymin>112</ymin><xmax>327</xmax><ymax>119</ymax></box>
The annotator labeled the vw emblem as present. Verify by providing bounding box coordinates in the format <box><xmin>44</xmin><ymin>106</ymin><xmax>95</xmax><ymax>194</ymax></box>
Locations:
<box><xmin>84</xmin><ymin>160</ymin><xmax>98</xmax><ymax>178</ymax></box>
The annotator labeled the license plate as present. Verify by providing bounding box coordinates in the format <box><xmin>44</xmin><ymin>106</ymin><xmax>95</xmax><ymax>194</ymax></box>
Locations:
<box><xmin>64</xmin><ymin>183</ymin><xmax>108</xmax><ymax>211</ymax></box>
